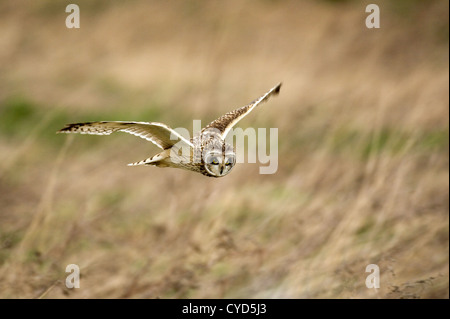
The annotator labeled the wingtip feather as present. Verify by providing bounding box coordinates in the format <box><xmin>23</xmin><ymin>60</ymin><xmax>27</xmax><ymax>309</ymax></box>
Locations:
<box><xmin>274</xmin><ymin>82</ymin><xmax>282</xmax><ymax>94</ymax></box>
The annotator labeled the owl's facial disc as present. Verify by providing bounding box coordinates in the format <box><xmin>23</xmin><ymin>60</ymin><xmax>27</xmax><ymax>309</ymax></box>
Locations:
<box><xmin>204</xmin><ymin>151</ymin><xmax>236</xmax><ymax>177</ymax></box>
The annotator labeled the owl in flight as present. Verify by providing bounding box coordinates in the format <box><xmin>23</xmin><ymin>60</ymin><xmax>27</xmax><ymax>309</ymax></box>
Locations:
<box><xmin>58</xmin><ymin>83</ymin><xmax>281</xmax><ymax>177</ymax></box>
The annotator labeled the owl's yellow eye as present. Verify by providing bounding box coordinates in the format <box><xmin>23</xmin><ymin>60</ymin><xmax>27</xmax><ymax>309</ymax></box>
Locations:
<box><xmin>225</xmin><ymin>157</ymin><xmax>235</xmax><ymax>166</ymax></box>
<box><xmin>210</xmin><ymin>158</ymin><xmax>219</xmax><ymax>165</ymax></box>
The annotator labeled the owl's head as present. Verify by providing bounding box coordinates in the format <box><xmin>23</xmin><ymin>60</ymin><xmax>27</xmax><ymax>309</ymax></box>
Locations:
<box><xmin>203</xmin><ymin>150</ymin><xmax>236</xmax><ymax>177</ymax></box>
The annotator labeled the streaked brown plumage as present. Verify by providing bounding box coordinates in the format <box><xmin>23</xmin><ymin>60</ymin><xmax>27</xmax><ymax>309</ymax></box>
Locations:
<box><xmin>58</xmin><ymin>83</ymin><xmax>282</xmax><ymax>177</ymax></box>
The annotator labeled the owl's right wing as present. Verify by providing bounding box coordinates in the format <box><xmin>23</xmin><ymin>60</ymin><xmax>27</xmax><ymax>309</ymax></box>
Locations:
<box><xmin>203</xmin><ymin>83</ymin><xmax>281</xmax><ymax>139</ymax></box>
<box><xmin>57</xmin><ymin>121</ymin><xmax>194</xmax><ymax>150</ymax></box>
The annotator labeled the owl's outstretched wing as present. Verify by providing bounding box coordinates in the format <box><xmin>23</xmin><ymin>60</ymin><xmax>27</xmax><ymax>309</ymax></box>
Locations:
<box><xmin>203</xmin><ymin>83</ymin><xmax>281</xmax><ymax>139</ymax></box>
<box><xmin>57</xmin><ymin>121</ymin><xmax>194</xmax><ymax>150</ymax></box>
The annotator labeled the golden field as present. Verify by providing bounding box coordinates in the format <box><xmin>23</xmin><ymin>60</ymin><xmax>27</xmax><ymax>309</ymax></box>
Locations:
<box><xmin>0</xmin><ymin>0</ymin><xmax>448</xmax><ymax>298</ymax></box>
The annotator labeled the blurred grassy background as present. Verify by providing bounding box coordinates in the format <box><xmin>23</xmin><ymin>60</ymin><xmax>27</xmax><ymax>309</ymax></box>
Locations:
<box><xmin>0</xmin><ymin>0</ymin><xmax>448</xmax><ymax>298</ymax></box>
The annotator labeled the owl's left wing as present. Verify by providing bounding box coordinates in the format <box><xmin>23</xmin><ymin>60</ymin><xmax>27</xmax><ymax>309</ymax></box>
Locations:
<box><xmin>58</xmin><ymin>121</ymin><xmax>193</xmax><ymax>150</ymax></box>
<box><xmin>203</xmin><ymin>83</ymin><xmax>281</xmax><ymax>138</ymax></box>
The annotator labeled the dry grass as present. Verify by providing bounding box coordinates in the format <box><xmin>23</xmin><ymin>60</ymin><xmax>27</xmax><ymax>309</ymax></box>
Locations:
<box><xmin>0</xmin><ymin>0</ymin><xmax>448</xmax><ymax>298</ymax></box>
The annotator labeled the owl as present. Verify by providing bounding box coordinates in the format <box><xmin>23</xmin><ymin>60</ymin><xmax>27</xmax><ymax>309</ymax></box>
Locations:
<box><xmin>58</xmin><ymin>83</ymin><xmax>281</xmax><ymax>177</ymax></box>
